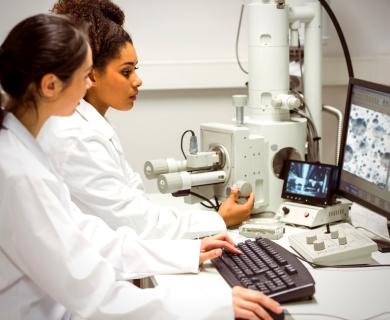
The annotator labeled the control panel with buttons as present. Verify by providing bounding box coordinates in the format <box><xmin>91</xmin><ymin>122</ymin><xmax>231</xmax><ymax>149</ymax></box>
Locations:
<box><xmin>288</xmin><ymin>223</ymin><xmax>378</xmax><ymax>265</ymax></box>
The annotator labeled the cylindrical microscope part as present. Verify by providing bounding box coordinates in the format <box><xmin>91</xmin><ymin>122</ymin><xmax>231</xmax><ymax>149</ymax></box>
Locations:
<box><xmin>232</xmin><ymin>95</ymin><xmax>247</xmax><ymax>126</ymax></box>
<box><xmin>144</xmin><ymin>158</ymin><xmax>187</xmax><ymax>180</ymax></box>
<box><xmin>157</xmin><ymin>170</ymin><xmax>226</xmax><ymax>194</ymax></box>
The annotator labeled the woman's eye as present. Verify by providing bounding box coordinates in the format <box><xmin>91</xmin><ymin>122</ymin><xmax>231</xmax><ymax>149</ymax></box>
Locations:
<box><xmin>122</xmin><ymin>70</ymin><xmax>131</xmax><ymax>78</ymax></box>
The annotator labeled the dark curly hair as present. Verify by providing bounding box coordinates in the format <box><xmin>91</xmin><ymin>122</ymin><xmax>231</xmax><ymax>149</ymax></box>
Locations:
<box><xmin>52</xmin><ymin>0</ymin><xmax>133</xmax><ymax>71</ymax></box>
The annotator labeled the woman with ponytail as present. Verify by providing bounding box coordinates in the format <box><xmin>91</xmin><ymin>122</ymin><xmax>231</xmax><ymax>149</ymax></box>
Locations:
<box><xmin>0</xmin><ymin>13</ymin><xmax>259</xmax><ymax>320</ymax></box>
<box><xmin>36</xmin><ymin>1</ymin><xmax>282</xmax><ymax>319</ymax></box>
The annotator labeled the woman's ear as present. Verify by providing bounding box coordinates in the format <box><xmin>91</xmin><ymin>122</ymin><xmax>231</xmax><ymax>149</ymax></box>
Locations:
<box><xmin>88</xmin><ymin>69</ymin><xmax>97</xmax><ymax>86</ymax></box>
<box><xmin>40</xmin><ymin>73</ymin><xmax>63</xmax><ymax>99</ymax></box>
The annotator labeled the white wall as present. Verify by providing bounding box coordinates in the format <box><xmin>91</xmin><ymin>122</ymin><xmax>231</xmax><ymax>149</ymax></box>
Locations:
<box><xmin>1</xmin><ymin>1</ymin><xmax>389</xmax><ymax>192</ymax></box>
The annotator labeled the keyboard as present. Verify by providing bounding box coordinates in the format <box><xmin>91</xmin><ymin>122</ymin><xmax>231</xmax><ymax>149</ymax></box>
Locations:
<box><xmin>211</xmin><ymin>237</ymin><xmax>315</xmax><ymax>303</ymax></box>
<box><xmin>288</xmin><ymin>222</ymin><xmax>378</xmax><ymax>265</ymax></box>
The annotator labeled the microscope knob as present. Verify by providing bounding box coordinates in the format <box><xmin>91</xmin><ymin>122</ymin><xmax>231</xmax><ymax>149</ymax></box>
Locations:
<box><xmin>338</xmin><ymin>235</ymin><xmax>347</xmax><ymax>245</ymax></box>
<box><xmin>226</xmin><ymin>181</ymin><xmax>252</xmax><ymax>198</ymax></box>
<box><xmin>282</xmin><ymin>206</ymin><xmax>290</xmax><ymax>215</ymax></box>
<box><xmin>313</xmin><ymin>240</ymin><xmax>325</xmax><ymax>251</ymax></box>
<box><xmin>306</xmin><ymin>234</ymin><xmax>317</xmax><ymax>244</ymax></box>
<box><xmin>331</xmin><ymin>230</ymin><xmax>339</xmax><ymax>239</ymax></box>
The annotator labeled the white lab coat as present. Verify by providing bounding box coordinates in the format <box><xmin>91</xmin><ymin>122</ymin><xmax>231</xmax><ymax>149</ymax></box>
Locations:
<box><xmin>37</xmin><ymin>99</ymin><xmax>226</xmax><ymax>239</ymax></box>
<box><xmin>0</xmin><ymin>113</ymin><xmax>233</xmax><ymax>320</ymax></box>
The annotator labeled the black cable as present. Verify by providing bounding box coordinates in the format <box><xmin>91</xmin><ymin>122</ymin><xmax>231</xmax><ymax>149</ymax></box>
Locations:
<box><xmin>180</xmin><ymin>130</ymin><xmax>195</xmax><ymax>160</ymax></box>
<box><xmin>214</xmin><ymin>196</ymin><xmax>221</xmax><ymax>211</ymax></box>
<box><xmin>318</xmin><ymin>0</ymin><xmax>354</xmax><ymax>78</ymax></box>
<box><xmin>290</xmin><ymin>107</ymin><xmax>320</xmax><ymax>161</ymax></box>
<box><xmin>189</xmin><ymin>191</ymin><xmax>219</xmax><ymax>212</ymax></box>
<box><xmin>200</xmin><ymin>202</ymin><xmax>215</xmax><ymax>209</ymax></box>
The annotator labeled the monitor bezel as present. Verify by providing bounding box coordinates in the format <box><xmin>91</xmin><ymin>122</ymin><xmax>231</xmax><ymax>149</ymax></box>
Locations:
<box><xmin>337</xmin><ymin>77</ymin><xmax>390</xmax><ymax>221</ymax></box>
<box><xmin>281</xmin><ymin>159</ymin><xmax>339</xmax><ymax>207</ymax></box>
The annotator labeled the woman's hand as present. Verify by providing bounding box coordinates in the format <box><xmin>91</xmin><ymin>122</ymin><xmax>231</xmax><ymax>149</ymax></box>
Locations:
<box><xmin>199</xmin><ymin>233</ymin><xmax>241</xmax><ymax>265</ymax></box>
<box><xmin>232</xmin><ymin>286</ymin><xmax>283</xmax><ymax>320</ymax></box>
<box><xmin>218</xmin><ymin>186</ymin><xmax>254</xmax><ymax>227</ymax></box>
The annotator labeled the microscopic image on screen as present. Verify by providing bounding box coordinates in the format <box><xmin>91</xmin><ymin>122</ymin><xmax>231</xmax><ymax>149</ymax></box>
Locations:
<box><xmin>342</xmin><ymin>104</ymin><xmax>390</xmax><ymax>191</ymax></box>
<box><xmin>286</xmin><ymin>162</ymin><xmax>332</xmax><ymax>198</ymax></box>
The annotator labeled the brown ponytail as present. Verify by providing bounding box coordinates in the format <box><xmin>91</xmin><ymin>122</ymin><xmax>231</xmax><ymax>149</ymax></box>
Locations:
<box><xmin>0</xmin><ymin>14</ymin><xmax>89</xmax><ymax>131</ymax></box>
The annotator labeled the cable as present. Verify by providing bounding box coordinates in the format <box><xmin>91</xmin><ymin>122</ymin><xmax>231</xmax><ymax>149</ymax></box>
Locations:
<box><xmin>287</xmin><ymin>312</ymin><xmax>349</xmax><ymax>320</ymax></box>
<box><xmin>290</xmin><ymin>107</ymin><xmax>320</xmax><ymax>162</ymax></box>
<box><xmin>200</xmin><ymin>202</ymin><xmax>215</xmax><ymax>209</ymax></box>
<box><xmin>214</xmin><ymin>196</ymin><xmax>221</xmax><ymax>211</ymax></box>
<box><xmin>289</xmin><ymin>89</ymin><xmax>321</xmax><ymax>161</ymax></box>
<box><xmin>235</xmin><ymin>4</ymin><xmax>248</xmax><ymax>75</ymax></box>
<box><xmin>363</xmin><ymin>312</ymin><xmax>390</xmax><ymax>320</ymax></box>
<box><xmin>180</xmin><ymin>130</ymin><xmax>195</xmax><ymax>160</ymax></box>
<box><xmin>318</xmin><ymin>0</ymin><xmax>354</xmax><ymax>78</ymax></box>
<box><xmin>322</xmin><ymin>105</ymin><xmax>343</xmax><ymax>165</ymax></box>
<box><xmin>189</xmin><ymin>191</ymin><xmax>219</xmax><ymax>212</ymax></box>
<box><xmin>287</xmin><ymin>311</ymin><xmax>390</xmax><ymax>320</ymax></box>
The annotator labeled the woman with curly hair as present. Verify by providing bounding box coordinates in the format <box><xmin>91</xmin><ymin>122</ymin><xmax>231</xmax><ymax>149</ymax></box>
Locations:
<box><xmin>36</xmin><ymin>1</ymin><xmax>283</xmax><ymax>319</ymax></box>
<box><xmin>39</xmin><ymin>1</ymin><xmax>253</xmax><ymax>243</ymax></box>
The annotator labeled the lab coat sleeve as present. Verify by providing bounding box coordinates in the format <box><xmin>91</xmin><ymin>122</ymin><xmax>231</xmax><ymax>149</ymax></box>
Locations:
<box><xmin>69</xmin><ymin>200</ymin><xmax>201</xmax><ymax>279</ymax></box>
<box><xmin>57</xmin><ymin>134</ymin><xmax>226</xmax><ymax>239</ymax></box>
<box><xmin>0</xmin><ymin>175</ymin><xmax>219</xmax><ymax>320</ymax></box>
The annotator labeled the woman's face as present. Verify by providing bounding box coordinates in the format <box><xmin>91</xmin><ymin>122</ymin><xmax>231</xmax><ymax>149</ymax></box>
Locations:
<box><xmin>56</xmin><ymin>46</ymin><xmax>93</xmax><ymax>116</ymax></box>
<box><xmin>91</xmin><ymin>42</ymin><xmax>142</xmax><ymax>113</ymax></box>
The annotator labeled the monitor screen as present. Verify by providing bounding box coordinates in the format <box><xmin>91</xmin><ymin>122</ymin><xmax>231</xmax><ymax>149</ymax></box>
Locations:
<box><xmin>281</xmin><ymin>160</ymin><xmax>338</xmax><ymax>206</ymax></box>
<box><xmin>338</xmin><ymin>78</ymin><xmax>390</xmax><ymax>221</ymax></box>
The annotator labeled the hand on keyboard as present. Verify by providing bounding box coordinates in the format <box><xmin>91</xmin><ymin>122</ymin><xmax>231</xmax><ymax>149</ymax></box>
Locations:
<box><xmin>232</xmin><ymin>286</ymin><xmax>284</xmax><ymax>320</ymax></box>
<box><xmin>199</xmin><ymin>233</ymin><xmax>242</xmax><ymax>265</ymax></box>
<box><xmin>212</xmin><ymin>237</ymin><xmax>315</xmax><ymax>303</ymax></box>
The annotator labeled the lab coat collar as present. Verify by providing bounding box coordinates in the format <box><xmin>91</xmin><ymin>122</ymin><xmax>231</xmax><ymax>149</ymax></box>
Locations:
<box><xmin>3</xmin><ymin>112</ymin><xmax>52</xmax><ymax>168</ymax></box>
<box><xmin>75</xmin><ymin>99</ymin><xmax>115</xmax><ymax>140</ymax></box>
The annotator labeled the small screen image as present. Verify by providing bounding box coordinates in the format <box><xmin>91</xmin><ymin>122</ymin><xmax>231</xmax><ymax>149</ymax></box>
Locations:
<box><xmin>282</xmin><ymin>160</ymin><xmax>339</xmax><ymax>206</ymax></box>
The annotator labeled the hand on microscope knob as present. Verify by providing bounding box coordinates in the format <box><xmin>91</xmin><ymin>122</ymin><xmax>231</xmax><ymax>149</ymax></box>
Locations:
<box><xmin>218</xmin><ymin>186</ymin><xmax>254</xmax><ymax>227</ymax></box>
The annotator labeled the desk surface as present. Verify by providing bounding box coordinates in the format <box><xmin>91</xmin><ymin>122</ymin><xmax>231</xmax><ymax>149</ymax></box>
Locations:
<box><xmin>148</xmin><ymin>194</ymin><xmax>390</xmax><ymax>320</ymax></box>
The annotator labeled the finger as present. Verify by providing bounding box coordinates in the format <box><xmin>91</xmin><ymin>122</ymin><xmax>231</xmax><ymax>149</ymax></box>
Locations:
<box><xmin>199</xmin><ymin>248</ymin><xmax>222</xmax><ymax>264</ymax></box>
<box><xmin>209</xmin><ymin>233</ymin><xmax>237</xmax><ymax>247</ymax></box>
<box><xmin>203</xmin><ymin>239</ymin><xmax>241</xmax><ymax>254</ymax></box>
<box><xmin>234</xmin><ymin>307</ymin><xmax>261</xmax><ymax>320</ymax></box>
<box><xmin>228</xmin><ymin>186</ymin><xmax>239</xmax><ymax>201</ymax></box>
<box><xmin>236</xmin><ymin>299</ymin><xmax>272</xmax><ymax>320</ymax></box>
<box><xmin>241</xmin><ymin>290</ymin><xmax>282</xmax><ymax>314</ymax></box>
<box><xmin>241</xmin><ymin>192</ymin><xmax>255</xmax><ymax>209</ymax></box>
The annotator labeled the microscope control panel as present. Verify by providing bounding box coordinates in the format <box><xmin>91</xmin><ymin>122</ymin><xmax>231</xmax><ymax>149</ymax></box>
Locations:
<box><xmin>288</xmin><ymin>223</ymin><xmax>378</xmax><ymax>265</ymax></box>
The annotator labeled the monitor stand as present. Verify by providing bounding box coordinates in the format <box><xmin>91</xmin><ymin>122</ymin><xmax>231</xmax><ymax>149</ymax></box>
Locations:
<box><xmin>376</xmin><ymin>223</ymin><xmax>390</xmax><ymax>252</ymax></box>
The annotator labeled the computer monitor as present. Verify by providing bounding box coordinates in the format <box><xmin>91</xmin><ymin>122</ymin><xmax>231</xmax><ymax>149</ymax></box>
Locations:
<box><xmin>337</xmin><ymin>78</ymin><xmax>390</xmax><ymax>226</ymax></box>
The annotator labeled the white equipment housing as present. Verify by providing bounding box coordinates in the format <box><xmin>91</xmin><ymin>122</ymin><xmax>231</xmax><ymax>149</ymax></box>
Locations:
<box><xmin>145</xmin><ymin>0</ymin><xmax>323</xmax><ymax>214</ymax></box>
<box><xmin>278</xmin><ymin>200</ymin><xmax>351</xmax><ymax>228</ymax></box>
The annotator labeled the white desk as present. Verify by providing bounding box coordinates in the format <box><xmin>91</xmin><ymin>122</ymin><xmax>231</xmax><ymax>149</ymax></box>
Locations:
<box><xmin>148</xmin><ymin>194</ymin><xmax>390</xmax><ymax>320</ymax></box>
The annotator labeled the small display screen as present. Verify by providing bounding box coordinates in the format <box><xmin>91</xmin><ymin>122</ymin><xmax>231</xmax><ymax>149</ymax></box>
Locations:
<box><xmin>281</xmin><ymin>160</ymin><xmax>339</xmax><ymax>206</ymax></box>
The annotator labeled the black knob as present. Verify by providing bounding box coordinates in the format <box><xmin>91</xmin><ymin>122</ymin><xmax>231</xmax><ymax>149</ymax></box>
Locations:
<box><xmin>282</xmin><ymin>206</ymin><xmax>290</xmax><ymax>215</ymax></box>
